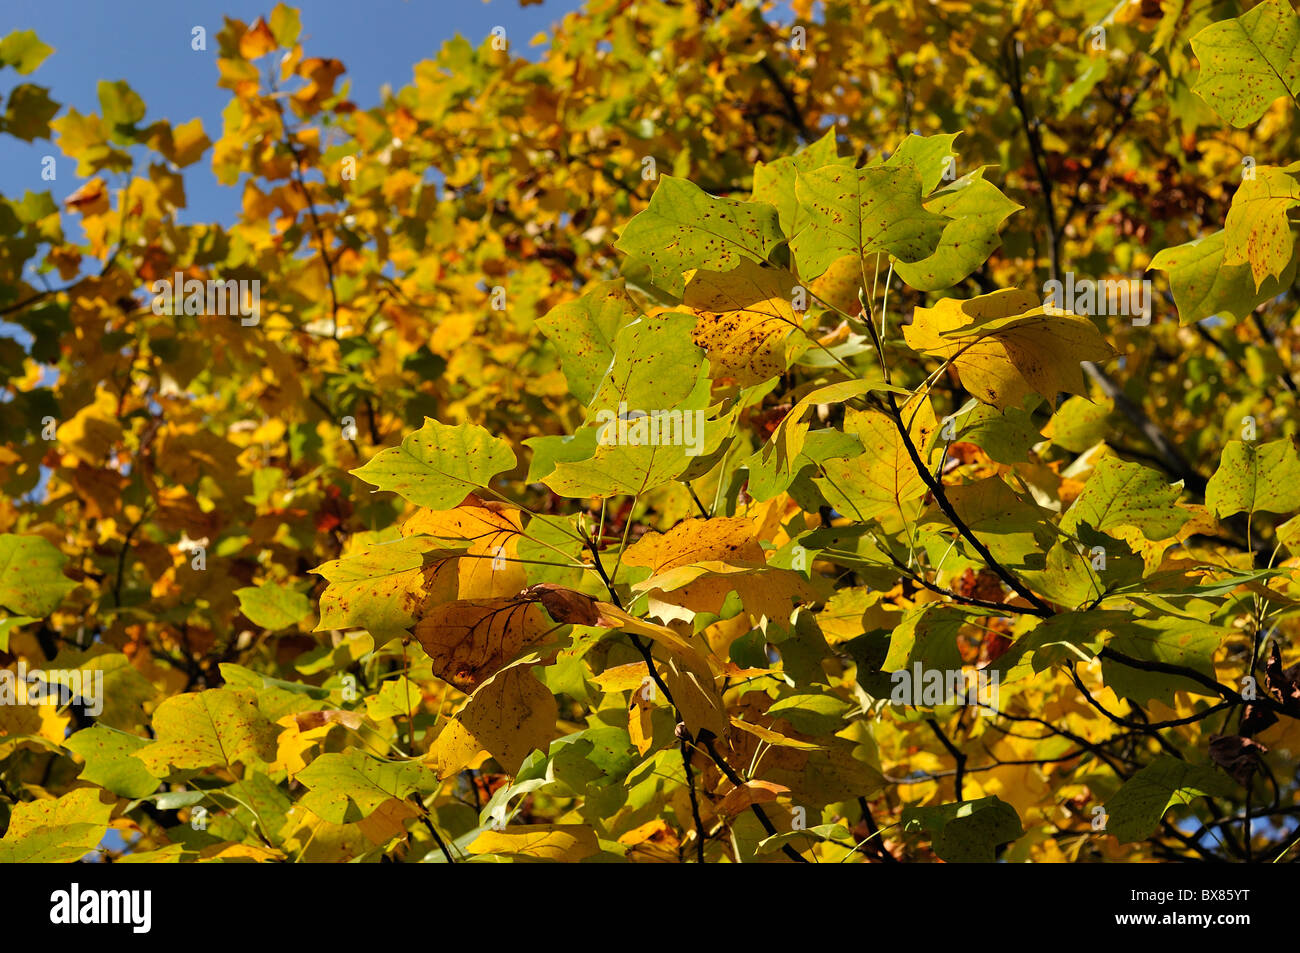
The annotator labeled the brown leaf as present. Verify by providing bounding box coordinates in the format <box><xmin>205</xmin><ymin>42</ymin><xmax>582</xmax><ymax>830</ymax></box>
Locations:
<box><xmin>1208</xmin><ymin>734</ymin><xmax>1267</xmax><ymax>785</ymax></box>
<box><xmin>1266</xmin><ymin>643</ymin><xmax>1300</xmax><ymax>714</ymax></box>
<box><xmin>715</xmin><ymin>779</ymin><xmax>789</xmax><ymax>818</ymax></box>
<box><xmin>521</xmin><ymin>582</ymin><xmax>599</xmax><ymax>626</ymax></box>
<box><xmin>414</xmin><ymin>598</ymin><xmax>549</xmax><ymax>690</ymax></box>
<box><xmin>293</xmin><ymin>710</ymin><xmax>364</xmax><ymax>731</ymax></box>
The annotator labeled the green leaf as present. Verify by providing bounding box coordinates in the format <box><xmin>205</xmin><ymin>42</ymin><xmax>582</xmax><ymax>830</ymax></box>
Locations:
<box><xmin>923</xmin><ymin>477</ymin><xmax>1055</xmax><ymax>571</ymax></box>
<box><xmin>767</xmin><ymin>692</ymin><xmax>851</xmax><ymax>734</ymax></box>
<box><xmin>0</xmin><ymin>30</ymin><xmax>53</xmax><ymax>74</ymax></box>
<box><xmin>296</xmin><ymin>750</ymin><xmax>430</xmax><ymax>823</ymax></box>
<box><xmin>537</xmin><ymin>280</ymin><xmax>638</xmax><ymax>405</ymax></box>
<box><xmin>1105</xmin><ymin>757</ymin><xmax>1234</xmax><ymax>843</ymax></box>
<box><xmin>587</xmin><ymin>311</ymin><xmax>705</xmax><ymax>414</ymax></box>
<box><xmin>1205</xmin><ymin>437</ymin><xmax>1300</xmax><ymax>518</ymax></box>
<box><xmin>1045</xmin><ymin>395</ymin><xmax>1114</xmax><ymax>452</ymax></box>
<box><xmin>1190</xmin><ymin>0</ymin><xmax>1300</xmax><ymax>128</ymax></box>
<box><xmin>523</xmin><ymin>427</ymin><xmax>600</xmax><ymax>483</ymax></box>
<box><xmin>745</xmin><ymin>428</ymin><xmax>860</xmax><ymax>502</ymax></box>
<box><xmin>790</xmin><ymin>165</ymin><xmax>949</xmax><ymax>280</ymax></box>
<box><xmin>948</xmin><ymin>401</ymin><xmax>1041</xmax><ymax>464</ymax></box>
<box><xmin>97</xmin><ymin>78</ymin><xmax>146</xmax><ymax>128</ymax></box>
<box><xmin>1059</xmin><ymin>54</ymin><xmax>1110</xmax><ymax>116</ymax></box>
<box><xmin>3</xmin><ymin>84</ymin><xmax>60</xmax><ymax>142</ymax></box>
<box><xmin>1020</xmin><ymin>538</ymin><xmax>1106</xmax><ymax>609</ymax></box>
<box><xmin>269</xmin><ymin>3</ymin><xmax>302</xmax><ymax>46</ymax></box>
<box><xmin>815</xmin><ymin>396</ymin><xmax>938</xmax><ymax>523</ymax></box>
<box><xmin>543</xmin><ymin>415</ymin><xmax>732</xmax><ymax>499</ymax></box>
<box><xmin>902</xmin><ymin>795</ymin><xmax>1023</xmax><ymax>862</ymax></box>
<box><xmin>894</xmin><ymin>167</ymin><xmax>1021</xmax><ymax>292</ymax></box>
<box><xmin>752</xmin><ymin>129</ymin><xmax>852</xmax><ymax>236</ymax></box>
<box><xmin>882</xmin><ymin>132</ymin><xmax>960</xmax><ymax>194</ymax></box>
<box><xmin>350</xmin><ymin>417</ymin><xmax>517</xmax><ymax>509</ymax></box>
<box><xmin>1102</xmin><ymin>617</ymin><xmax>1232</xmax><ymax>705</ymax></box>
<box><xmin>1278</xmin><ymin>514</ymin><xmax>1300</xmax><ymax>554</ymax></box>
<box><xmin>133</xmin><ymin>688</ymin><xmax>278</xmax><ymax>776</ymax></box>
<box><xmin>993</xmin><ymin>609</ymin><xmax>1127</xmax><ymax>677</ymax></box>
<box><xmin>883</xmin><ymin>603</ymin><xmax>973</xmax><ymax>674</ymax></box>
<box><xmin>68</xmin><ymin>651</ymin><xmax>160</xmax><ymax>732</ymax></box>
<box><xmin>744</xmin><ymin>378</ymin><xmax>893</xmax><ymax>501</ymax></box>
<box><xmin>0</xmin><ymin>533</ymin><xmax>75</xmax><ymax>616</ymax></box>
<box><xmin>366</xmin><ymin>675</ymin><xmax>423</xmax><ymax>720</ymax></box>
<box><xmin>0</xmin><ymin>788</ymin><xmax>112</xmax><ymax>863</ymax></box>
<box><xmin>614</xmin><ymin>175</ymin><xmax>785</xmax><ymax>297</ymax></box>
<box><xmin>236</xmin><ymin>579</ymin><xmax>312</xmax><ymax>631</ymax></box>
<box><xmin>1149</xmin><ymin>229</ymin><xmax>1299</xmax><ymax>325</ymax></box>
<box><xmin>65</xmin><ymin>725</ymin><xmax>160</xmax><ymax>799</ymax></box>
<box><xmin>235</xmin><ymin>581</ymin><xmax>312</xmax><ymax>631</ymax></box>
<box><xmin>755</xmin><ymin>822</ymin><xmax>853</xmax><ymax>855</ymax></box>
<box><xmin>1062</xmin><ymin>455</ymin><xmax>1191</xmax><ymax>541</ymax></box>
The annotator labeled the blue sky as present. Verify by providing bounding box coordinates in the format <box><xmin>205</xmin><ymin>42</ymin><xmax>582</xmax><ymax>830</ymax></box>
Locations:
<box><xmin>0</xmin><ymin>0</ymin><xmax>584</xmax><ymax>225</ymax></box>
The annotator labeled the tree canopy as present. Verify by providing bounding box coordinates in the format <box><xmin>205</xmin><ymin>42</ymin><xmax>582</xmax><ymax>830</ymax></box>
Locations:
<box><xmin>1</xmin><ymin>0</ymin><xmax>1299</xmax><ymax>864</ymax></box>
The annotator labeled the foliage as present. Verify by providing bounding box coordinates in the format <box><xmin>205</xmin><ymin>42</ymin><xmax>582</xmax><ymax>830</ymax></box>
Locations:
<box><xmin>1</xmin><ymin>0</ymin><xmax>1299</xmax><ymax>864</ymax></box>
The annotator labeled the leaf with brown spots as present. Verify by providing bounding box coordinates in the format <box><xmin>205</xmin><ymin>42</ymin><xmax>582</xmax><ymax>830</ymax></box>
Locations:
<box><xmin>133</xmin><ymin>688</ymin><xmax>279</xmax><ymax>776</ymax></box>
<box><xmin>537</xmin><ymin>279</ymin><xmax>640</xmax><ymax>404</ymax></box>
<box><xmin>0</xmin><ymin>533</ymin><xmax>76</xmax><ymax>617</ymax></box>
<box><xmin>904</xmin><ymin>289</ymin><xmax>1115</xmax><ymax>410</ymax></box>
<box><xmin>312</xmin><ymin>534</ymin><xmax>466</xmax><ymax>638</ymax></box>
<box><xmin>790</xmin><ymin>164</ymin><xmax>949</xmax><ymax>280</ymax></box>
<box><xmin>682</xmin><ymin>259</ymin><xmax>808</xmax><ymax>387</ymax></box>
<box><xmin>434</xmin><ymin>663</ymin><xmax>558</xmax><ymax>775</ymax></box>
<box><xmin>815</xmin><ymin>392</ymin><xmax>940</xmax><ymax>522</ymax></box>
<box><xmin>614</xmin><ymin>175</ymin><xmax>785</xmax><ymax>298</ymax></box>
<box><xmin>1190</xmin><ymin>0</ymin><xmax>1300</xmax><ymax>128</ymax></box>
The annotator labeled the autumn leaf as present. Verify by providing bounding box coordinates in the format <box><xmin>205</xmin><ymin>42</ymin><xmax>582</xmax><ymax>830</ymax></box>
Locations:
<box><xmin>681</xmin><ymin>259</ymin><xmax>808</xmax><ymax>387</ymax></box>
<box><xmin>0</xmin><ymin>534</ymin><xmax>75</xmax><ymax>617</ymax></box>
<box><xmin>1205</xmin><ymin>437</ymin><xmax>1300</xmax><ymax>518</ymax></box>
<box><xmin>351</xmin><ymin>418</ymin><xmax>517</xmax><ymax>510</ymax></box>
<box><xmin>468</xmin><ymin>824</ymin><xmax>601</xmax><ymax>861</ymax></box>
<box><xmin>904</xmin><ymin>289</ymin><xmax>1115</xmax><ymax>409</ymax></box>
<box><xmin>435</xmin><ymin>664</ymin><xmax>558</xmax><ymax>775</ymax></box>
<box><xmin>134</xmin><ymin>689</ymin><xmax>278</xmax><ymax>776</ymax></box>
<box><xmin>414</xmin><ymin>597</ymin><xmax>551</xmax><ymax>691</ymax></box>
<box><xmin>614</xmin><ymin>175</ymin><xmax>785</xmax><ymax>297</ymax></box>
<box><xmin>1190</xmin><ymin>0</ymin><xmax>1300</xmax><ymax>128</ymax></box>
<box><xmin>312</xmin><ymin>535</ymin><xmax>466</xmax><ymax>638</ymax></box>
<box><xmin>789</xmin><ymin>164</ymin><xmax>949</xmax><ymax>280</ymax></box>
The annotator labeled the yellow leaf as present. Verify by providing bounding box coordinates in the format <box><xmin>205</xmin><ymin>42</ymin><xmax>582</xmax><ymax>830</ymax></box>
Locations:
<box><xmin>238</xmin><ymin>17</ymin><xmax>279</xmax><ymax>59</ymax></box>
<box><xmin>731</xmin><ymin>717</ymin><xmax>826</xmax><ymax>749</ymax></box>
<box><xmin>905</xmin><ymin>289</ymin><xmax>1115</xmax><ymax>409</ymax></box>
<box><xmin>716</xmin><ymin>779</ymin><xmax>789</xmax><ymax>817</ymax></box>
<box><xmin>816</xmin><ymin>392</ymin><xmax>938</xmax><ymax>521</ymax></box>
<box><xmin>469</xmin><ymin>824</ymin><xmax>601</xmax><ymax>861</ymax></box>
<box><xmin>402</xmin><ymin>496</ymin><xmax>526</xmax><ymax>599</ymax></box>
<box><xmin>682</xmin><ymin>260</ymin><xmax>808</xmax><ymax>387</ymax></box>
<box><xmin>434</xmin><ymin>664</ymin><xmax>556</xmax><ymax>776</ymax></box>
<box><xmin>55</xmin><ymin>390</ymin><xmax>121</xmax><ymax>465</ymax></box>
